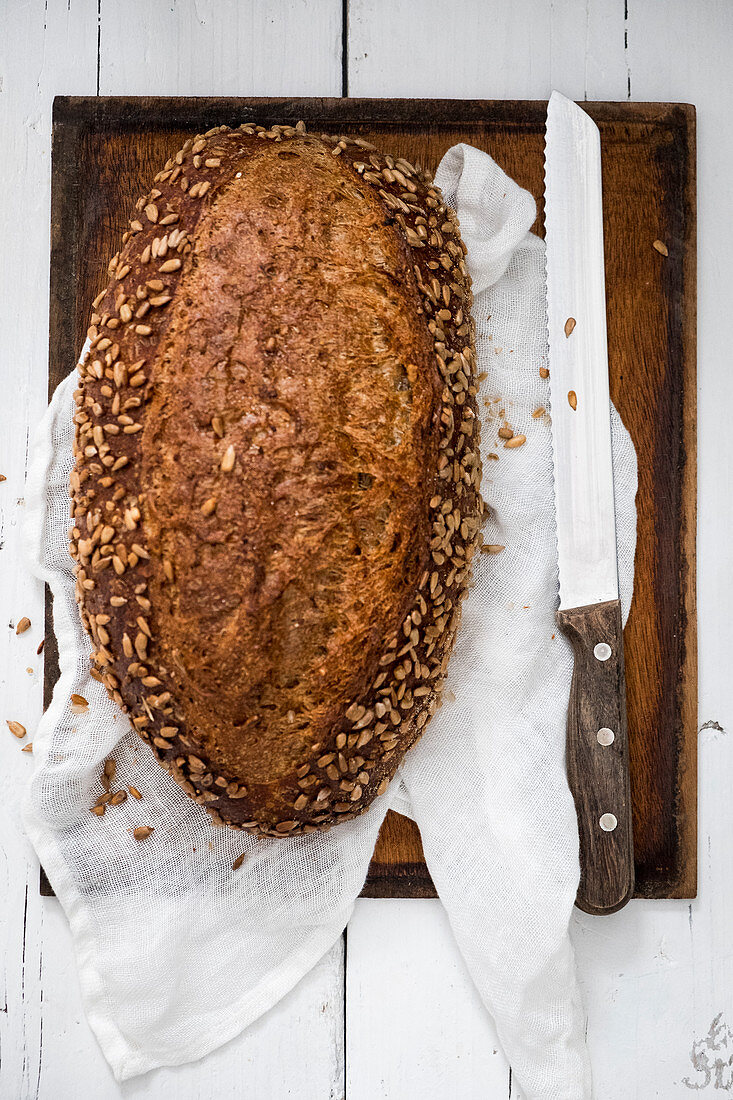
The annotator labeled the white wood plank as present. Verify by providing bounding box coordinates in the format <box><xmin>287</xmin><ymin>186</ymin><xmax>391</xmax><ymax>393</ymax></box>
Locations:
<box><xmin>348</xmin><ymin>0</ymin><xmax>627</xmax><ymax>101</ymax></box>
<box><xmin>346</xmin><ymin>899</ymin><xmax>511</xmax><ymax>1099</ymax></box>
<box><xmin>0</xmin><ymin>4</ymin><xmax>98</xmax><ymax>1099</ymax></box>
<box><xmin>572</xmin><ymin>724</ymin><xmax>733</xmax><ymax>1098</ymax></box>
<box><xmin>34</xmin><ymin>895</ymin><xmax>345</xmax><ymax>1100</ymax></box>
<box><xmin>98</xmin><ymin>0</ymin><xmax>343</xmax><ymax>96</ymax></box>
<box><xmin>545</xmin><ymin>0</ymin><xmax>629</xmax><ymax>100</ymax></box>
<box><xmin>571</xmin><ymin>2</ymin><xmax>733</xmax><ymax>1091</ymax></box>
<box><xmin>121</xmin><ymin>938</ymin><xmax>344</xmax><ymax>1100</ymax></box>
<box><xmin>26</xmin><ymin>897</ymin><xmax>118</xmax><ymax>1099</ymax></box>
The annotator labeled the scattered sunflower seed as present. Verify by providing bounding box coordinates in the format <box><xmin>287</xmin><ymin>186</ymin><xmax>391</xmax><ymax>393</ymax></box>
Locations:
<box><xmin>539</xmin><ymin>366</ymin><xmax>550</xmax><ymax>379</ymax></box>
<box><xmin>652</xmin><ymin>239</ymin><xmax>669</xmax><ymax>256</ymax></box>
<box><xmin>109</xmin><ymin>790</ymin><xmax>127</xmax><ymax>806</ymax></box>
<box><xmin>564</xmin><ymin>317</ymin><xmax>576</xmax><ymax>338</ymax></box>
<box><xmin>70</xmin><ymin>693</ymin><xmax>89</xmax><ymax>713</ymax></box>
<box><xmin>504</xmin><ymin>435</ymin><xmax>526</xmax><ymax>449</ymax></box>
<box><xmin>568</xmin><ymin>390</ymin><xmax>578</xmax><ymax>411</ymax></box>
<box><xmin>21</xmin><ymin>743</ymin><xmax>33</xmax><ymax>753</ymax></box>
<box><xmin>7</xmin><ymin>720</ymin><xmax>26</xmax><ymax>738</ymax></box>
<box><xmin>232</xmin><ymin>854</ymin><xmax>245</xmax><ymax>870</ymax></box>
<box><xmin>133</xmin><ymin>826</ymin><xmax>154</xmax><ymax>841</ymax></box>
<box><xmin>129</xmin><ymin>786</ymin><xmax>142</xmax><ymax>800</ymax></box>
<box><xmin>90</xmin><ymin>804</ymin><xmax>106</xmax><ymax>817</ymax></box>
<box><xmin>481</xmin><ymin>544</ymin><xmax>505</xmax><ymax>554</ymax></box>
<box><xmin>15</xmin><ymin>617</ymin><xmax>31</xmax><ymax>635</ymax></box>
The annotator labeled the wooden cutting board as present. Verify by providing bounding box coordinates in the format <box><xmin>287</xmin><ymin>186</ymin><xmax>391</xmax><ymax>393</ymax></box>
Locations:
<box><xmin>47</xmin><ymin>96</ymin><xmax>696</xmax><ymax>901</ymax></box>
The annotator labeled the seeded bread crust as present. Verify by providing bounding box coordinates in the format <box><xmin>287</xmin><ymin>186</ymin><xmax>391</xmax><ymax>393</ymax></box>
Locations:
<box><xmin>70</xmin><ymin>121</ymin><xmax>483</xmax><ymax>836</ymax></box>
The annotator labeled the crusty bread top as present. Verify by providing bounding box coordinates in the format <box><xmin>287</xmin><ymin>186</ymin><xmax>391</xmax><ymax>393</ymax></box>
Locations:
<box><xmin>70</xmin><ymin>122</ymin><xmax>483</xmax><ymax>835</ymax></box>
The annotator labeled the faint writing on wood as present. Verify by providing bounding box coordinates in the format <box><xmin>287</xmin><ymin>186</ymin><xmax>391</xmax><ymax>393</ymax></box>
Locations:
<box><xmin>683</xmin><ymin>1014</ymin><xmax>733</xmax><ymax>1090</ymax></box>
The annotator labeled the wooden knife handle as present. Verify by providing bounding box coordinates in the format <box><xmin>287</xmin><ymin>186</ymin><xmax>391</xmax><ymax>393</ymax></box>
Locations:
<box><xmin>556</xmin><ymin>598</ymin><xmax>634</xmax><ymax>915</ymax></box>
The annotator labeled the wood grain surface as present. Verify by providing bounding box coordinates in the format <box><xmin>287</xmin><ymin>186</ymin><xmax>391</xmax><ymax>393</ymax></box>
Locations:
<box><xmin>557</xmin><ymin>599</ymin><xmax>634</xmax><ymax>915</ymax></box>
<box><xmin>48</xmin><ymin>95</ymin><xmax>697</xmax><ymax>901</ymax></box>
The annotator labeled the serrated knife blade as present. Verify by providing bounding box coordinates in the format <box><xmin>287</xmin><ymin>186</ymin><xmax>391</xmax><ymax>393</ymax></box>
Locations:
<box><xmin>545</xmin><ymin>91</ymin><xmax>634</xmax><ymax>915</ymax></box>
<box><xmin>545</xmin><ymin>91</ymin><xmax>618</xmax><ymax>612</ymax></box>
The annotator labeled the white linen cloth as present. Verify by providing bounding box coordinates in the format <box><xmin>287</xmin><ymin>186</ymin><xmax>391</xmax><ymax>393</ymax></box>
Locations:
<box><xmin>23</xmin><ymin>143</ymin><xmax>637</xmax><ymax>1098</ymax></box>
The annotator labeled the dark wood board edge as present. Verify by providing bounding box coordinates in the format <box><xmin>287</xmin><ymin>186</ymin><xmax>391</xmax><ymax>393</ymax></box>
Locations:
<box><xmin>49</xmin><ymin>113</ymin><xmax>83</xmax><ymax>400</ymax></box>
<box><xmin>362</xmin><ymin>859</ymin><xmax>438</xmax><ymax>899</ymax></box>
<box><xmin>51</xmin><ymin>95</ymin><xmax>696</xmax><ymax>137</ymax></box>
<box><xmin>39</xmin><ymin>866</ymin><xmax>55</xmax><ymax>897</ymax></box>
<box><xmin>673</xmin><ymin>103</ymin><xmax>697</xmax><ymax>899</ymax></box>
<box><xmin>45</xmin><ymin>95</ymin><xmax>698</xmax><ymax>902</ymax></box>
<box><xmin>45</xmin><ymin>112</ymin><xmax>83</xmax><ymax>707</ymax></box>
<box><xmin>625</xmin><ymin>102</ymin><xmax>697</xmax><ymax>900</ymax></box>
<box><xmin>41</xmin><ymin>110</ymin><xmax>83</xmax><ymax>897</ymax></box>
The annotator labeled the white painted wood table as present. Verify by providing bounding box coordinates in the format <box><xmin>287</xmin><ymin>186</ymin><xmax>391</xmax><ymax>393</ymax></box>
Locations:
<box><xmin>1</xmin><ymin>2</ymin><xmax>731</xmax><ymax>1096</ymax></box>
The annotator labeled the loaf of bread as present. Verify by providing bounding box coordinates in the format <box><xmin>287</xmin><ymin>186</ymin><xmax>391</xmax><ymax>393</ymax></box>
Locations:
<box><xmin>69</xmin><ymin>121</ymin><xmax>483</xmax><ymax>835</ymax></box>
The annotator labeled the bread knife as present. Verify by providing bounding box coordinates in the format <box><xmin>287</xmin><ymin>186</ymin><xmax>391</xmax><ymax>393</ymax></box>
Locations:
<box><xmin>544</xmin><ymin>91</ymin><xmax>634</xmax><ymax>915</ymax></box>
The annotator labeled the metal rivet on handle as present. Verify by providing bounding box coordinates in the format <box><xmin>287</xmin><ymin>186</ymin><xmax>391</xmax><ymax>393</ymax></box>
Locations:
<box><xmin>597</xmin><ymin>727</ymin><xmax>615</xmax><ymax>746</ymax></box>
<box><xmin>599</xmin><ymin>813</ymin><xmax>618</xmax><ymax>832</ymax></box>
<box><xmin>594</xmin><ymin>642</ymin><xmax>612</xmax><ymax>661</ymax></box>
